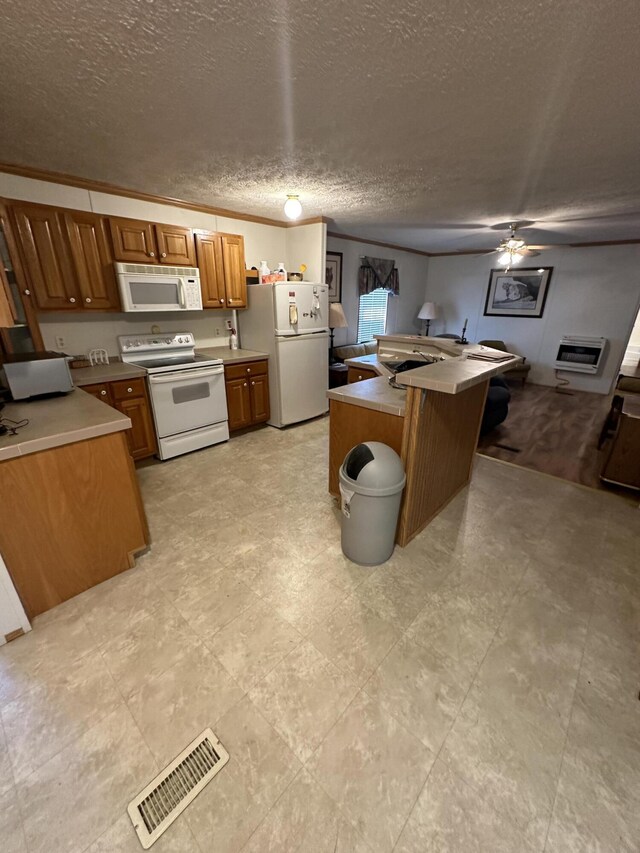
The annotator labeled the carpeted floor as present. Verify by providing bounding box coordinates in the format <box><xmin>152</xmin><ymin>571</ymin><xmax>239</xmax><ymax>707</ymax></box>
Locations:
<box><xmin>477</xmin><ymin>382</ymin><xmax>614</xmax><ymax>490</ymax></box>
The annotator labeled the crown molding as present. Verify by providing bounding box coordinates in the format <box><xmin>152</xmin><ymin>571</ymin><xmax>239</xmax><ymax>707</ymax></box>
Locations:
<box><xmin>0</xmin><ymin>162</ymin><xmax>328</xmax><ymax>230</ymax></box>
<box><xmin>326</xmin><ymin>230</ymin><xmax>432</xmax><ymax>257</ymax></box>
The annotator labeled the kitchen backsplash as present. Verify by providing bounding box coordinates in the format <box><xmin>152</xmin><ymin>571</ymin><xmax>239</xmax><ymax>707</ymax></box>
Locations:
<box><xmin>38</xmin><ymin>311</ymin><xmax>234</xmax><ymax>357</ymax></box>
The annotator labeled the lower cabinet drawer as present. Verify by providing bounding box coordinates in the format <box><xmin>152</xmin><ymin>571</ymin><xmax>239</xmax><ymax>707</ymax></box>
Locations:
<box><xmin>224</xmin><ymin>359</ymin><xmax>268</xmax><ymax>381</ymax></box>
<box><xmin>81</xmin><ymin>383</ymin><xmax>112</xmax><ymax>402</ymax></box>
<box><xmin>347</xmin><ymin>367</ymin><xmax>378</xmax><ymax>383</ymax></box>
<box><xmin>111</xmin><ymin>377</ymin><xmax>147</xmax><ymax>401</ymax></box>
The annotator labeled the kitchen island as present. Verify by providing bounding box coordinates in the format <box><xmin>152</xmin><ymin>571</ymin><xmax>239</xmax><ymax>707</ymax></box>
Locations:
<box><xmin>0</xmin><ymin>389</ymin><xmax>149</xmax><ymax>618</ymax></box>
<box><xmin>328</xmin><ymin>341</ymin><xmax>520</xmax><ymax>547</ymax></box>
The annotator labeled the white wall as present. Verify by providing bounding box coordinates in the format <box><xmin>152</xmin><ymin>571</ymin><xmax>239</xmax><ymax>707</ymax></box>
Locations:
<box><xmin>625</xmin><ymin>306</ymin><xmax>640</xmax><ymax>357</ymax></box>
<box><xmin>38</xmin><ymin>311</ymin><xmax>232</xmax><ymax>357</ymax></box>
<box><xmin>286</xmin><ymin>222</ymin><xmax>326</xmax><ymax>284</ymax></box>
<box><xmin>424</xmin><ymin>245</ymin><xmax>640</xmax><ymax>394</ymax></box>
<box><xmin>326</xmin><ymin>236</ymin><xmax>430</xmax><ymax>347</ymax></box>
<box><xmin>0</xmin><ymin>171</ymin><xmax>329</xmax><ymax>356</ymax></box>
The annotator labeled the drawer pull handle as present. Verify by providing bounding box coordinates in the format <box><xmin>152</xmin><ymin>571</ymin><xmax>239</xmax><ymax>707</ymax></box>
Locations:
<box><xmin>100</xmin><ymin>390</ymin><xmax>107</xmax><ymax>396</ymax></box>
<box><xmin>127</xmin><ymin>387</ymin><xmax>133</xmax><ymax>392</ymax></box>
<box><xmin>246</xmin><ymin>368</ymin><xmax>250</xmax><ymax>373</ymax></box>
<box><xmin>24</xmin><ymin>289</ymin><xmax>30</xmax><ymax>295</ymax></box>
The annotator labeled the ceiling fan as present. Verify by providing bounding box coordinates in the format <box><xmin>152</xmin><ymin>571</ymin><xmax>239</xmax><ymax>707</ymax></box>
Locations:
<box><xmin>488</xmin><ymin>223</ymin><xmax>542</xmax><ymax>269</ymax></box>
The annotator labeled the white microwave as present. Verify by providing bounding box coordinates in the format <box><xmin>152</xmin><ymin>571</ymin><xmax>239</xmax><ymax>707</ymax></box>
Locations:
<box><xmin>115</xmin><ymin>263</ymin><xmax>203</xmax><ymax>312</ymax></box>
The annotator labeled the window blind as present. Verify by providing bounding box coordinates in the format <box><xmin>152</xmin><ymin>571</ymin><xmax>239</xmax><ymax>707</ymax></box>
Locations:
<box><xmin>357</xmin><ymin>288</ymin><xmax>389</xmax><ymax>342</ymax></box>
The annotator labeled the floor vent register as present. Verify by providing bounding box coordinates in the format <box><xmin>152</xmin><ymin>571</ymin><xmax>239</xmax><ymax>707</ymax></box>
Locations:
<box><xmin>128</xmin><ymin>729</ymin><xmax>229</xmax><ymax>848</ymax></box>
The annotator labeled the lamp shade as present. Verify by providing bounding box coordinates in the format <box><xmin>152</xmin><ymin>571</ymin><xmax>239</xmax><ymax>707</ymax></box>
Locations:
<box><xmin>329</xmin><ymin>302</ymin><xmax>348</xmax><ymax>328</ymax></box>
<box><xmin>418</xmin><ymin>301</ymin><xmax>439</xmax><ymax>320</ymax></box>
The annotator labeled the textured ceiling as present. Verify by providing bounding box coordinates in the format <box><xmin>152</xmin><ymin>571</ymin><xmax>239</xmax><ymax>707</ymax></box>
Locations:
<box><xmin>1</xmin><ymin>0</ymin><xmax>640</xmax><ymax>251</ymax></box>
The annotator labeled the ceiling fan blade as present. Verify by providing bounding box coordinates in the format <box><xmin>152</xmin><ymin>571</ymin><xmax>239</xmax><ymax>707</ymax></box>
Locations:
<box><xmin>521</xmin><ymin>249</ymin><xmax>541</xmax><ymax>257</ymax></box>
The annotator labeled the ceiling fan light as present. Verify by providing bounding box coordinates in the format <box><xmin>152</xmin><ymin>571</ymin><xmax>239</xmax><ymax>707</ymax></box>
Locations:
<box><xmin>284</xmin><ymin>195</ymin><xmax>302</xmax><ymax>220</ymax></box>
<box><xmin>497</xmin><ymin>251</ymin><xmax>512</xmax><ymax>266</ymax></box>
<box><xmin>510</xmin><ymin>252</ymin><xmax>523</xmax><ymax>264</ymax></box>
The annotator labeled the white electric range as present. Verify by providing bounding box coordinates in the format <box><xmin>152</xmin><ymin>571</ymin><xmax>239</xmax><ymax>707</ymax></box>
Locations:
<box><xmin>119</xmin><ymin>332</ymin><xmax>229</xmax><ymax>460</ymax></box>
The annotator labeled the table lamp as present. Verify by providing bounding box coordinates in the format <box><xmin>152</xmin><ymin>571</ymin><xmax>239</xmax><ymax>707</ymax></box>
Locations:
<box><xmin>418</xmin><ymin>301</ymin><xmax>439</xmax><ymax>336</ymax></box>
<box><xmin>329</xmin><ymin>302</ymin><xmax>348</xmax><ymax>362</ymax></box>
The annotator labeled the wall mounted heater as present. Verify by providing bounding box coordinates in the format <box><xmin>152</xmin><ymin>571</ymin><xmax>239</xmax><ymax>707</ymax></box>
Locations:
<box><xmin>554</xmin><ymin>335</ymin><xmax>608</xmax><ymax>374</ymax></box>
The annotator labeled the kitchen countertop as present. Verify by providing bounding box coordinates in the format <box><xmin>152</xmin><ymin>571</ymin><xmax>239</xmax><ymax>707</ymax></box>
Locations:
<box><xmin>327</xmin><ymin>376</ymin><xmax>406</xmax><ymax>417</ymax></box>
<box><xmin>71</xmin><ymin>362</ymin><xmax>147</xmax><ymax>386</ymax></box>
<box><xmin>347</xmin><ymin>345</ymin><xmax>521</xmax><ymax>395</ymax></box>
<box><xmin>0</xmin><ymin>388</ymin><xmax>131</xmax><ymax>462</ymax></box>
<box><xmin>198</xmin><ymin>347</ymin><xmax>269</xmax><ymax>364</ymax></box>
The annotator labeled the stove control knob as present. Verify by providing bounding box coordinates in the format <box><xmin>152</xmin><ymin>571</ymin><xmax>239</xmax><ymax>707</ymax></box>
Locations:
<box><xmin>165</xmin><ymin>338</ymin><xmax>171</xmax><ymax>344</ymax></box>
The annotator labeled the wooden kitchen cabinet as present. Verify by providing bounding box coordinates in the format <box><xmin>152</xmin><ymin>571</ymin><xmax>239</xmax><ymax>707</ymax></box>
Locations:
<box><xmin>348</xmin><ymin>366</ymin><xmax>379</xmax><ymax>383</ymax></box>
<box><xmin>224</xmin><ymin>359</ymin><xmax>270</xmax><ymax>430</ymax></box>
<box><xmin>221</xmin><ymin>233</ymin><xmax>247</xmax><ymax>307</ymax></box>
<box><xmin>9</xmin><ymin>202</ymin><xmax>121</xmax><ymax>312</ymax></box>
<box><xmin>62</xmin><ymin>210</ymin><xmax>120</xmax><ymax>310</ymax></box>
<box><xmin>195</xmin><ymin>231</ymin><xmax>247</xmax><ymax>309</ymax></box>
<box><xmin>110</xmin><ymin>217</ymin><xmax>196</xmax><ymax>267</ymax></box>
<box><xmin>108</xmin><ymin>217</ymin><xmax>157</xmax><ymax>263</ymax></box>
<box><xmin>83</xmin><ymin>378</ymin><xmax>157</xmax><ymax>459</ymax></box>
<box><xmin>10</xmin><ymin>202</ymin><xmax>77</xmax><ymax>310</ymax></box>
<box><xmin>155</xmin><ymin>223</ymin><xmax>196</xmax><ymax>266</ymax></box>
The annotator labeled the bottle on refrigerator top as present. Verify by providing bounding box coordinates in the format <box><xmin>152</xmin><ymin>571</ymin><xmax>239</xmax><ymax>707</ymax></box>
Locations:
<box><xmin>229</xmin><ymin>328</ymin><xmax>238</xmax><ymax>350</ymax></box>
<box><xmin>275</xmin><ymin>262</ymin><xmax>287</xmax><ymax>282</ymax></box>
<box><xmin>259</xmin><ymin>261</ymin><xmax>271</xmax><ymax>284</ymax></box>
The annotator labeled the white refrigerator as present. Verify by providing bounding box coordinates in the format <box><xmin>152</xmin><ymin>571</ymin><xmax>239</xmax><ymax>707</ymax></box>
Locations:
<box><xmin>239</xmin><ymin>282</ymin><xmax>329</xmax><ymax>427</ymax></box>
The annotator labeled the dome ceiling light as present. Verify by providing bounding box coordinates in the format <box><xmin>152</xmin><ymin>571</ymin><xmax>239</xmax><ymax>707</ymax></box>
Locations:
<box><xmin>284</xmin><ymin>194</ymin><xmax>302</xmax><ymax>220</ymax></box>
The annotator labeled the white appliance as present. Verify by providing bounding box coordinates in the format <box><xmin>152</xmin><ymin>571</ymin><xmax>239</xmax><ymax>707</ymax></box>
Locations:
<box><xmin>239</xmin><ymin>282</ymin><xmax>329</xmax><ymax>428</ymax></box>
<box><xmin>0</xmin><ymin>553</ymin><xmax>30</xmax><ymax>645</ymax></box>
<box><xmin>554</xmin><ymin>336</ymin><xmax>608</xmax><ymax>374</ymax></box>
<box><xmin>116</xmin><ymin>263</ymin><xmax>203</xmax><ymax>312</ymax></box>
<box><xmin>119</xmin><ymin>333</ymin><xmax>228</xmax><ymax>459</ymax></box>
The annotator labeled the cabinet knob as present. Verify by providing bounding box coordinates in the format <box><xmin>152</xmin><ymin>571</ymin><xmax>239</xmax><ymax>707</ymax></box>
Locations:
<box><xmin>251</xmin><ymin>381</ymin><xmax>255</xmax><ymax>386</ymax></box>
<box><xmin>127</xmin><ymin>387</ymin><xmax>133</xmax><ymax>393</ymax></box>
<box><xmin>161</xmin><ymin>252</ymin><xmax>167</xmax><ymax>258</ymax></box>
<box><xmin>243</xmin><ymin>382</ymin><xmax>248</xmax><ymax>387</ymax></box>
<box><xmin>100</xmin><ymin>390</ymin><xmax>107</xmax><ymax>396</ymax></box>
<box><xmin>69</xmin><ymin>297</ymin><xmax>76</xmax><ymax>303</ymax></box>
<box><xmin>149</xmin><ymin>251</ymin><xmax>155</xmax><ymax>257</ymax></box>
<box><xmin>85</xmin><ymin>297</ymin><xmax>92</xmax><ymax>303</ymax></box>
<box><xmin>220</xmin><ymin>298</ymin><xmax>224</xmax><ymax>303</ymax></box>
<box><xmin>24</xmin><ymin>289</ymin><xmax>30</xmax><ymax>296</ymax></box>
<box><xmin>246</xmin><ymin>367</ymin><xmax>250</xmax><ymax>373</ymax></box>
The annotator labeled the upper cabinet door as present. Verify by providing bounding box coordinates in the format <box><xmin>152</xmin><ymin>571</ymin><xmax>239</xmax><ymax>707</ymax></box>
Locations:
<box><xmin>221</xmin><ymin>233</ymin><xmax>247</xmax><ymax>308</ymax></box>
<box><xmin>109</xmin><ymin>217</ymin><xmax>158</xmax><ymax>263</ymax></box>
<box><xmin>11</xmin><ymin>203</ymin><xmax>78</xmax><ymax>310</ymax></box>
<box><xmin>195</xmin><ymin>232</ymin><xmax>226</xmax><ymax>308</ymax></box>
<box><xmin>62</xmin><ymin>212</ymin><xmax>121</xmax><ymax>311</ymax></box>
<box><xmin>155</xmin><ymin>224</ymin><xmax>196</xmax><ymax>267</ymax></box>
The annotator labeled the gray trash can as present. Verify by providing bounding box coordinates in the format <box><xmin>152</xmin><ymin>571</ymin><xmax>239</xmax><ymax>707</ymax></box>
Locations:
<box><xmin>339</xmin><ymin>441</ymin><xmax>406</xmax><ymax>566</ymax></box>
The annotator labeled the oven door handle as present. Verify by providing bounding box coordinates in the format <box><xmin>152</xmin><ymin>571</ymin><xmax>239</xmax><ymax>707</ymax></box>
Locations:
<box><xmin>149</xmin><ymin>366</ymin><xmax>224</xmax><ymax>384</ymax></box>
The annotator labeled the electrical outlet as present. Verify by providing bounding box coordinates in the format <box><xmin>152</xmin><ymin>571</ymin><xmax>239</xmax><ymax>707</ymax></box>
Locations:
<box><xmin>225</xmin><ymin>319</ymin><xmax>233</xmax><ymax>331</ymax></box>
<box><xmin>55</xmin><ymin>336</ymin><xmax>65</xmax><ymax>349</ymax></box>
<box><xmin>215</xmin><ymin>327</ymin><xmax>221</xmax><ymax>336</ymax></box>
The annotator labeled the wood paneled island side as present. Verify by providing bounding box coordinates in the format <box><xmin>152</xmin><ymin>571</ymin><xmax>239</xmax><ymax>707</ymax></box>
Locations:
<box><xmin>327</xmin><ymin>346</ymin><xmax>521</xmax><ymax>547</ymax></box>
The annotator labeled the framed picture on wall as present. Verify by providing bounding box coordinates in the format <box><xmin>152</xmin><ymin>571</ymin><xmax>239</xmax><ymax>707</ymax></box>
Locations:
<box><xmin>484</xmin><ymin>267</ymin><xmax>553</xmax><ymax>318</ymax></box>
<box><xmin>325</xmin><ymin>251</ymin><xmax>343</xmax><ymax>303</ymax></box>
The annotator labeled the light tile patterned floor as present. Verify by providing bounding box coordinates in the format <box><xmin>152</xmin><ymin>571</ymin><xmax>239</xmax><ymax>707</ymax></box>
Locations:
<box><xmin>1</xmin><ymin>416</ymin><xmax>639</xmax><ymax>852</ymax></box>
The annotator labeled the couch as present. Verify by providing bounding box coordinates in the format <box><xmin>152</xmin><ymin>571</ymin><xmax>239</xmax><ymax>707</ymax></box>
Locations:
<box><xmin>480</xmin><ymin>376</ymin><xmax>511</xmax><ymax>436</ymax></box>
<box><xmin>333</xmin><ymin>341</ymin><xmax>377</xmax><ymax>362</ymax></box>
